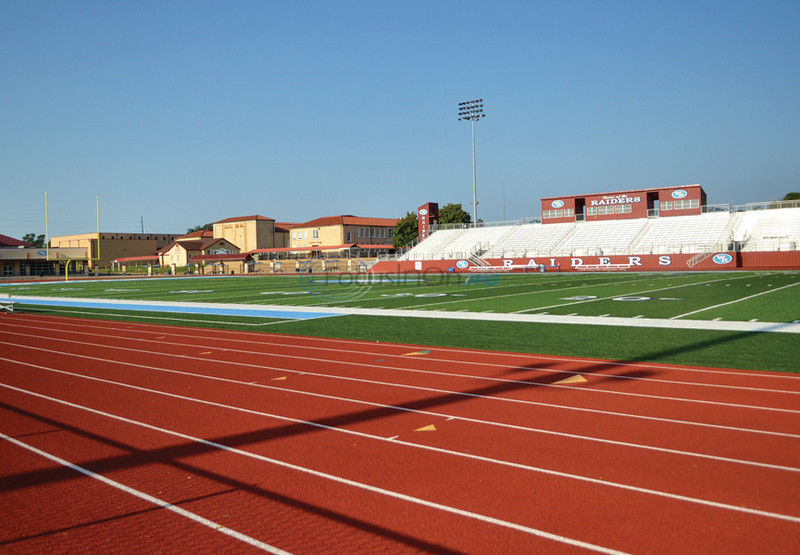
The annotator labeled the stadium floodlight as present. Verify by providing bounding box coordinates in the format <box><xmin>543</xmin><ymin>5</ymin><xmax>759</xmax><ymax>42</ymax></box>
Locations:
<box><xmin>458</xmin><ymin>98</ymin><xmax>485</xmax><ymax>227</ymax></box>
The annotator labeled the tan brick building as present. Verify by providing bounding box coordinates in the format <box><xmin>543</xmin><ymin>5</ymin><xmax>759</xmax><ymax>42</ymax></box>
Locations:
<box><xmin>289</xmin><ymin>215</ymin><xmax>398</xmax><ymax>252</ymax></box>
<box><xmin>158</xmin><ymin>237</ymin><xmax>239</xmax><ymax>268</ymax></box>
<box><xmin>212</xmin><ymin>215</ymin><xmax>282</xmax><ymax>252</ymax></box>
<box><xmin>50</xmin><ymin>232</ymin><xmax>180</xmax><ymax>269</ymax></box>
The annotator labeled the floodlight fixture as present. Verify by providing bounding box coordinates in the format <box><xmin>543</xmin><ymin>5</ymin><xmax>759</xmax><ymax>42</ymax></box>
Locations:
<box><xmin>458</xmin><ymin>98</ymin><xmax>486</xmax><ymax>227</ymax></box>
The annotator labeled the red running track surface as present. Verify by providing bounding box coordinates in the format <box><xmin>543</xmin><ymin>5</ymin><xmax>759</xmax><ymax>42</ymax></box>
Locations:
<box><xmin>1</xmin><ymin>313</ymin><xmax>799</xmax><ymax>553</ymax></box>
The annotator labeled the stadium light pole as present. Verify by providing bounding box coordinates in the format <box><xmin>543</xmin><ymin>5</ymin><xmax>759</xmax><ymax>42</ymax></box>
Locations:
<box><xmin>458</xmin><ymin>98</ymin><xmax>485</xmax><ymax>228</ymax></box>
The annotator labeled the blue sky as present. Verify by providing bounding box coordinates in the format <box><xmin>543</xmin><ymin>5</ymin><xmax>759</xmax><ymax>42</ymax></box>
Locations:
<box><xmin>2</xmin><ymin>1</ymin><xmax>798</xmax><ymax>238</ymax></box>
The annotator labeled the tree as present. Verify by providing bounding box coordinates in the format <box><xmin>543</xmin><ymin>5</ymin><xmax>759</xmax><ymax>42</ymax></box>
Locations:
<box><xmin>186</xmin><ymin>223</ymin><xmax>214</xmax><ymax>233</ymax></box>
<box><xmin>438</xmin><ymin>203</ymin><xmax>472</xmax><ymax>225</ymax></box>
<box><xmin>783</xmin><ymin>192</ymin><xmax>800</xmax><ymax>201</ymax></box>
<box><xmin>392</xmin><ymin>212</ymin><xmax>418</xmax><ymax>248</ymax></box>
<box><xmin>21</xmin><ymin>233</ymin><xmax>46</xmax><ymax>247</ymax></box>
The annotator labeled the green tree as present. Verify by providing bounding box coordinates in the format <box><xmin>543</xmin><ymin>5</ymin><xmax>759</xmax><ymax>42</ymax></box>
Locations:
<box><xmin>21</xmin><ymin>233</ymin><xmax>46</xmax><ymax>247</ymax></box>
<box><xmin>392</xmin><ymin>212</ymin><xmax>418</xmax><ymax>248</ymax></box>
<box><xmin>783</xmin><ymin>192</ymin><xmax>800</xmax><ymax>201</ymax></box>
<box><xmin>439</xmin><ymin>203</ymin><xmax>472</xmax><ymax>225</ymax></box>
<box><xmin>186</xmin><ymin>223</ymin><xmax>214</xmax><ymax>233</ymax></box>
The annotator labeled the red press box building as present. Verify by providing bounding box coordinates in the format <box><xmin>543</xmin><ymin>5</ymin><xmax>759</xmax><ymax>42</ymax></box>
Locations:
<box><xmin>541</xmin><ymin>184</ymin><xmax>706</xmax><ymax>223</ymax></box>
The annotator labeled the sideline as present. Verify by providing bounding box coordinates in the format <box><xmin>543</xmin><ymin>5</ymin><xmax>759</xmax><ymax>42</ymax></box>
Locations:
<box><xmin>6</xmin><ymin>294</ymin><xmax>800</xmax><ymax>334</ymax></box>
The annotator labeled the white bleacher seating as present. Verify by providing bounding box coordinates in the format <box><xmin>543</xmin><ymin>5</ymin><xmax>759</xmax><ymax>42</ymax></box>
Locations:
<box><xmin>733</xmin><ymin>208</ymin><xmax>800</xmax><ymax>252</ymax></box>
<box><xmin>399</xmin><ymin>206</ymin><xmax>798</xmax><ymax>262</ymax></box>
<box><xmin>485</xmin><ymin>222</ymin><xmax>573</xmax><ymax>258</ymax></box>
<box><xmin>556</xmin><ymin>219</ymin><xmax>649</xmax><ymax>256</ymax></box>
<box><xmin>632</xmin><ymin>212</ymin><xmax>732</xmax><ymax>254</ymax></box>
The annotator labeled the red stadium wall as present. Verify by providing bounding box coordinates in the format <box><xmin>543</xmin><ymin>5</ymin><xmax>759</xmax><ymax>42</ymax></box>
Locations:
<box><xmin>371</xmin><ymin>251</ymin><xmax>800</xmax><ymax>274</ymax></box>
<box><xmin>739</xmin><ymin>251</ymin><xmax>800</xmax><ymax>270</ymax></box>
<box><xmin>371</xmin><ymin>252</ymin><xmax>740</xmax><ymax>273</ymax></box>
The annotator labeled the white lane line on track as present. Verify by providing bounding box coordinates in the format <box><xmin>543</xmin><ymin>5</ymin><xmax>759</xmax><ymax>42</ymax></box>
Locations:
<box><xmin>2</xmin><ymin>339</ymin><xmax>798</xmax><ymax>440</ymax></box>
<box><xmin>65</xmin><ymin>328</ymin><xmax>800</xmax><ymax>395</ymax></box>
<box><xmin>0</xmin><ymin>383</ymin><xmax>625</xmax><ymax>554</ymax></box>
<box><xmin>3</xmin><ymin>373</ymin><xmax>800</xmax><ymax>527</ymax></box>
<box><xmin>0</xmin><ymin>431</ymin><xmax>288</xmax><ymax>554</ymax></box>
<box><xmin>7</xmin><ymin>314</ymin><xmax>798</xmax><ymax>383</ymax></box>
<box><xmin>0</xmin><ymin>329</ymin><xmax>796</xmax><ymax>414</ymax></box>
<box><xmin>1</xmin><ymin>348</ymin><xmax>796</xmax><ymax>473</ymax></box>
<box><xmin>671</xmin><ymin>281</ymin><xmax>800</xmax><ymax>319</ymax></box>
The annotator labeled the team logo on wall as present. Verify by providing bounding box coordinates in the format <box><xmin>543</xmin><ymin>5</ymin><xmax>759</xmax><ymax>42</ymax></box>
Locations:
<box><xmin>213</xmin><ymin>248</ymin><xmax>231</xmax><ymax>255</ymax></box>
<box><xmin>456</xmin><ymin>260</ymin><xmax>470</xmax><ymax>269</ymax></box>
<box><xmin>712</xmin><ymin>253</ymin><xmax>733</xmax><ymax>264</ymax></box>
<box><xmin>419</xmin><ymin>208</ymin><xmax>428</xmax><ymax>215</ymax></box>
<box><xmin>671</xmin><ymin>189</ymin><xmax>688</xmax><ymax>199</ymax></box>
<box><xmin>551</xmin><ymin>200</ymin><xmax>565</xmax><ymax>208</ymax></box>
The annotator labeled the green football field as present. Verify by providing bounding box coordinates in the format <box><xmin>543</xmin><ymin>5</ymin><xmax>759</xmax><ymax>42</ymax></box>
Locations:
<box><xmin>4</xmin><ymin>270</ymin><xmax>799</xmax><ymax>372</ymax></box>
<box><xmin>5</xmin><ymin>270</ymin><xmax>800</xmax><ymax>322</ymax></box>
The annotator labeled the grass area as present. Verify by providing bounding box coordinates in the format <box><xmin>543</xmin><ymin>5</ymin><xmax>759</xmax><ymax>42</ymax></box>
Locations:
<box><xmin>16</xmin><ymin>304</ymin><xmax>800</xmax><ymax>373</ymax></box>
<box><xmin>5</xmin><ymin>271</ymin><xmax>800</xmax><ymax>322</ymax></box>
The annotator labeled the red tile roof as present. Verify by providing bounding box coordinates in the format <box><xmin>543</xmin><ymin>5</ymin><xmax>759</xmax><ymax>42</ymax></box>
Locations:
<box><xmin>274</xmin><ymin>222</ymin><xmax>299</xmax><ymax>232</ymax></box>
<box><xmin>295</xmin><ymin>215</ymin><xmax>400</xmax><ymax>228</ymax></box>
<box><xmin>0</xmin><ymin>234</ymin><xmax>32</xmax><ymax>247</ymax></box>
<box><xmin>249</xmin><ymin>243</ymin><xmax>395</xmax><ymax>253</ymax></box>
<box><xmin>214</xmin><ymin>215</ymin><xmax>275</xmax><ymax>224</ymax></box>
<box><xmin>178</xmin><ymin>230</ymin><xmax>214</xmax><ymax>240</ymax></box>
<box><xmin>158</xmin><ymin>238</ymin><xmax>234</xmax><ymax>254</ymax></box>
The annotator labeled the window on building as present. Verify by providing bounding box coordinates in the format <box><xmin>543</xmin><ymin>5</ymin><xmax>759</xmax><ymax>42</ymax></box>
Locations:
<box><xmin>671</xmin><ymin>198</ymin><xmax>700</xmax><ymax>210</ymax></box>
<box><xmin>661</xmin><ymin>201</ymin><xmax>672</xmax><ymax>211</ymax></box>
<box><xmin>346</xmin><ymin>231</ymin><xmax>352</xmax><ymax>242</ymax></box>
<box><xmin>312</xmin><ymin>229</ymin><xmax>319</xmax><ymax>239</ymax></box>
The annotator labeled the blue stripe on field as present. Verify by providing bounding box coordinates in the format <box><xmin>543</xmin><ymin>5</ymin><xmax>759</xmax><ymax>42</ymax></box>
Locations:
<box><xmin>10</xmin><ymin>297</ymin><xmax>340</xmax><ymax>320</ymax></box>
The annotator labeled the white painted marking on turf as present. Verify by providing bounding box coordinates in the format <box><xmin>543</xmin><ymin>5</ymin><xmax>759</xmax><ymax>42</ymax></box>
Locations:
<box><xmin>514</xmin><ymin>274</ymin><xmax>752</xmax><ymax>314</ymax></box>
<box><xmin>0</xmin><ymin>383</ymin><xmax>624</xmax><ymax>554</ymax></box>
<box><xmin>671</xmin><ymin>281</ymin><xmax>800</xmax><ymax>320</ymax></box>
<box><xmin>0</xmin><ymin>431</ymin><xmax>287</xmax><ymax>553</ymax></box>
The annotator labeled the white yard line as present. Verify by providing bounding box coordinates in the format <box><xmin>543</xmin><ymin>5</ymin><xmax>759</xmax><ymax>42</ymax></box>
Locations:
<box><xmin>671</xmin><ymin>281</ymin><xmax>800</xmax><ymax>319</ymax></box>
<box><xmin>513</xmin><ymin>274</ymin><xmax>752</xmax><ymax>313</ymax></box>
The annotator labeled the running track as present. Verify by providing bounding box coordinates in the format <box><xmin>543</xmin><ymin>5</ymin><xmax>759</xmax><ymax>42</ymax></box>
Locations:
<box><xmin>1</xmin><ymin>313</ymin><xmax>799</xmax><ymax>553</ymax></box>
